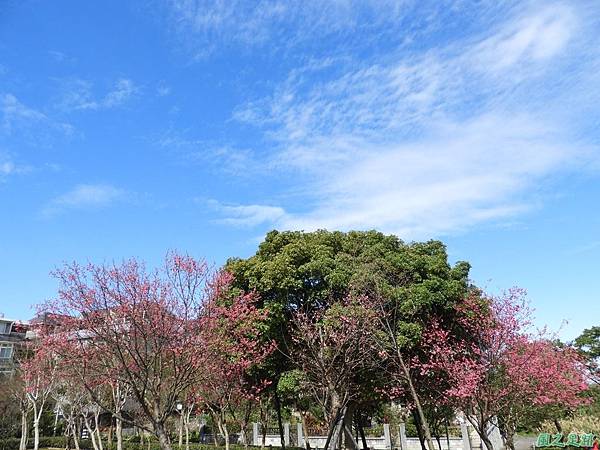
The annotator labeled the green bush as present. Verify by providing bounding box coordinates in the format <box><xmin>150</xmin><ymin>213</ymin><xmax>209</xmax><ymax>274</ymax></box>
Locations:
<box><xmin>0</xmin><ymin>438</ymin><xmax>20</xmax><ymax>450</ymax></box>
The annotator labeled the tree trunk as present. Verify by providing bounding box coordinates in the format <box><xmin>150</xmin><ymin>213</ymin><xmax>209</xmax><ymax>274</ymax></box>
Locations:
<box><xmin>325</xmin><ymin>406</ymin><xmax>346</xmax><ymax>450</ymax></box>
<box><xmin>178</xmin><ymin>412</ymin><xmax>184</xmax><ymax>449</ymax></box>
<box><xmin>223</xmin><ymin>423</ymin><xmax>230</xmax><ymax>450</ymax></box>
<box><xmin>53</xmin><ymin>408</ymin><xmax>60</xmax><ymax>437</ymax></box>
<box><xmin>553</xmin><ymin>419</ymin><xmax>562</xmax><ymax>434</ymax></box>
<box><xmin>184</xmin><ymin>409</ymin><xmax>191</xmax><ymax>450</ymax></box>
<box><xmin>33</xmin><ymin>418</ymin><xmax>40</xmax><ymax>450</ymax></box>
<box><xmin>84</xmin><ymin>415</ymin><xmax>100</xmax><ymax>450</ymax></box>
<box><xmin>274</xmin><ymin>391</ymin><xmax>286</xmax><ymax>450</ymax></box>
<box><xmin>480</xmin><ymin>432</ymin><xmax>494</xmax><ymax>450</ymax></box>
<box><xmin>397</xmin><ymin>354</ymin><xmax>435</xmax><ymax>450</ymax></box>
<box><xmin>19</xmin><ymin>410</ymin><xmax>28</xmax><ymax>450</ymax></box>
<box><xmin>504</xmin><ymin>433</ymin><xmax>515</xmax><ymax>450</ymax></box>
<box><xmin>412</xmin><ymin>410</ymin><xmax>427</xmax><ymax>450</ymax></box>
<box><xmin>357</xmin><ymin>419</ymin><xmax>368</xmax><ymax>450</ymax></box>
<box><xmin>72</xmin><ymin>419</ymin><xmax>81</xmax><ymax>450</ymax></box>
<box><xmin>343</xmin><ymin>403</ymin><xmax>357</xmax><ymax>450</ymax></box>
<box><xmin>155</xmin><ymin>422</ymin><xmax>173</xmax><ymax>450</ymax></box>
<box><xmin>95</xmin><ymin>411</ymin><xmax>104</xmax><ymax>450</ymax></box>
<box><xmin>107</xmin><ymin>425</ymin><xmax>113</xmax><ymax>450</ymax></box>
<box><xmin>116</xmin><ymin>417</ymin><xmax>123</xmax><ymax>450</ymax></box>
<box><xmin>301</xmin><ymin>413</ymin><xmax>312</xmax><ymax>450</ymax></box>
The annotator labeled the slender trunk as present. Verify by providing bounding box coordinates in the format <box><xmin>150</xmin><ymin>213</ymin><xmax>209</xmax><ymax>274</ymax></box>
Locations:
<box><xmin>84</xmin><ymin>415</ymin><xmax>100</xmax><ymax>450</ymax></box>
<box><xmin>343</xmin><ymin>403</ymin><xmax>357</xmax><ymax>450</ymax></box>
<box><xmin>301</xmin><ymin>413</ymin><xmax>312</xmax><ymax>450</ymax></box>
<box><xmin>19</xmin><ymin>410</ymin><xmax>28</xmax><ymax>450</ymax></box>
<box><xmin>480</xmin><ymin>432</ymin><xmax>493</xmax><ymax>450</ymax></box>
<box><xmin>397</xmin><ymin>354</ymin><xmax>435</xmax><ymax>450</ymax></box>
<box><xmin>53</xmin><ymin>408</ymin><xmax>60</xmax><ymax>437</ymax></box>
<box><xmin>33</xmin><ymin>417</ymin><xmax>40</xmax><ymax>450</ymax></box>
<box><xmin>185</xmin><ymin>422</ymin><xmax>190</xmax><ymax>450</ymax></box>
<box><xmin>115</xmin><ymin>417</ymin><xmax>123</xmax><ymax>450</ymax></box>
<box><xmin>178</xmin><ymin>412</ymin><xmax>184</xmax><ymax>449</ymax></box>
<box><xmin>412</xmin><ymin>410</ymin><xmax>427</xmax><ymax>450</ymax></box>
<box><xmin>357</xmin><ymin>419</ymin><xmax>368</xmax><ymax>450</ymax></box>
<box><xmin>259</xmin><ymin>399</ymin><xmax>268</xmax><ymax>450</ymax></box>
<box><xmin>184</xmin><ymin>408</ymin><xmax>192</xmax><ymax>450</ymax></box>
<box><xmin>274</xmin><ymin>391</ymin><xmax>286</xmax><ymax>450</ymax></box>
<box><xmin>72</xmin><ymin>418</ymin><xmax>81</xmax><ymax>450</ymax></box>
<box><xmin>553</xmin><ymin>419</ymin><xmax>562</xmax><ymax>434</ymax></box>
<box><xmin>95</xmin><ymin>410</ymin><xmax>104</xmax><ymax>450</ymax></box>
<box><xmin>107</xmin><ymin>425</ymin><xmax>113</xmax><ymax>450</ymax></box>
<box><xmin>224</xmin><ymin>424</ymin><xmax>231</xmax><ymax>450</ymax></box>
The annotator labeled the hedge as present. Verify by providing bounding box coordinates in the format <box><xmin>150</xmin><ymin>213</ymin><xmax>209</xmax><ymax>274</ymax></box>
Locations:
<box><xmin>0</xmin><ymin>439</ymin><xmax>301</xmax><ymax>450</ymax></box>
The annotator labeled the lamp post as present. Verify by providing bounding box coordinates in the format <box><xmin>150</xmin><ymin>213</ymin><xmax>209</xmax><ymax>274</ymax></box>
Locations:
<box><xmin>177</xmin><ymin>403</ymin><xmax>184</xmax><ymax>449</ymax></box>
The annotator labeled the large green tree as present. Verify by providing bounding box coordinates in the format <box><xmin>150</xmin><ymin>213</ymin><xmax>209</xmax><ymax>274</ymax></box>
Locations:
<box><xmin>574</xmin><ymin>326</ymin><xmax>600</xmax><ymax>385</ymax></box>
<box><xmin>226</xmin><ymin>230</ymin><xmax>471</xmax><ymax>450</ymax></box>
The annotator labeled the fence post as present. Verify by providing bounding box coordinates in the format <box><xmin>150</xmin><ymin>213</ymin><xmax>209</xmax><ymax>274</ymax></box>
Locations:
<box><xmin>297</xmin><ymin>423</ymin><xmax>304</xmax><ymax>448</ymax></box>
<box><xmin>461</xmin><ymin>422</ymin><xmax>471</xmax><ymax>450</ymax></box>
<box><xmin>253</xmin><ymin>423</ymin><xmax>260</xmax><ymax>446</ymax></box>
<box><xmin>384</xmin><ymin>424</ymin><xmax>392</xmax><ymax>450</ymax></box>
<box><xmin>284</xmin><ymin>423</ymin><xmax>290</xmax><ymax>446</ymax></box>
<box><xmin>399</xmin><ymin>423</ymin><xmax>408</xmax><ymax>450</ymax></box>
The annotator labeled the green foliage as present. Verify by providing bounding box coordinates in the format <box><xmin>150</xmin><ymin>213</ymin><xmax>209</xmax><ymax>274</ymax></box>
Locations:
<box><xmin>540</xmin><ymin>415</ymin><xmax>600</xmax><ymax>436</ymax></box>
<box><xmin>574</xmin><ymin>326</ymin><xmax>600</xmax><ymax>384</ymax></box>
<box><xmin>574</xmin><ymin>326</ymin><xmax>600</xmax><ymax>360</ymax></box>
<box><xmin>0</xmin><ymin>437</ymin><xmax>301</xmax><ymax>450</ymax></box>
<box><xmin>227</xmin><ymin>230</ymin><xmax>472</xmax><ymax>423</ymax></box>
<box><xmin>227</xmin><ymin>230</ymin><xmax>470</xmax><ymax>352</ymax></box>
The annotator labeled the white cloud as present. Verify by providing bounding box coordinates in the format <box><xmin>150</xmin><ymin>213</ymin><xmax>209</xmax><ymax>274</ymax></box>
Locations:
<box><xmin>0</xmin><ymin>159</ymin><xmax>30</xmax><ymax>177</ymax></box>
<box><xmin>58</xmin><ymin>78</ymin><xmax>139</xmax><ymax>111</ymax></box>
<box><xmin>210</xmin><ymin>201</ymin><xmax>286</xmax><ymax>227</ymax></box>
<box><xmin>43</xmin><ymin>184</ymin><xmax>127</xmax><ymax>217</ymax></box>
<box><xmin>225</xmin><ymin>1</ymin><xmax>600</xmax><ymax>239</ymax></box>
<box><xmin>0</xmin><ymin>161</ymin><xmax>15</xmax><ymax>175</ymax></box>
<box><xmin>469</xmin><ymin>4</ymin><xmax>575</xmax><ymax>73</ymax></box>
<box><xmin>1</xmin><ymin>94</ymin><xmax>74</xmax><ymax>140</ymax></box>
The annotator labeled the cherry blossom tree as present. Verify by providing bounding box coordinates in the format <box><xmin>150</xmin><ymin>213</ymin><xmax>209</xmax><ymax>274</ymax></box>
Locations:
<box><xmin>195</xmin><ymin>286</ymin><xmax>274</xmax><ymax>450</ymax></box>
<box><xmin>20</xmin><ymin>344</ymin><xmax>58</xmax><ymax>450</ymax></box>
<box><xmin>40</xmin><ymin>252</ymin><xmax>264</xmax><ymax>450</ymax></box>
<box><xmin>288</xmin><ymin>296</ymin><xmax>384</xmax><ymax>450</ymax></box>
<box><xmin>420</xmin><ymin>289</ymin><xmax>589</xmax><ymax>450</ymax></box>
<box><xmin>3</xmin><ymin>372</ymin><xmax>31</xmax><ymax>450</ymax></box>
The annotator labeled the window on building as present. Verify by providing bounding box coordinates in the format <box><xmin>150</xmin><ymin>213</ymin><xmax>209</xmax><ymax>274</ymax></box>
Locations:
<box><xmin>0</xmin><ymin>322</ymin><xmax>11</xmax><ymax>334</ymax></box>
<box><xmin>0</xmin><ymin>343</ymin><xmax>13</xmax><ymax>359</ymax></box>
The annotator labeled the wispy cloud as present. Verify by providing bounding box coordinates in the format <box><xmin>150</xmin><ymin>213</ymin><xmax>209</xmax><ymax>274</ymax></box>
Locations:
<box><xmin>222</xmin><ymin>1</ymin><xmax>600</xmax><ymax>239</ymax></box>
<box><xmin>43</xmin><ymin>184</ymin><xmax>127</xmax><ymax>217</ymax></box>
<box><xmin>209</xmin><ymin>200</ymin><xmax>286</xmax><ymax>227</ymax></box>
<box><xmin>1</xmin><ymin>93</ymin><xmax>74</xmax><ymax>141</ymax></box>
<box><xmin>153</xmin><ymin>128</ymin><xmax>263</xmax><ymax>176</ymax></box>
<box><xmin>58</xmin><ymin>78</ymin><xmax>139</xmax><ymax>111</ymax></box>
<box><xmin>156</xmin><ymin>81</ymin><xmax>171</xmax><ymax>97</ymax></box>
<box><xmin>0</xmin><ymin>158</ymin><xmax>30</xmax><ymax>178</ymax></box>
<box><xmin>165</xmin><ymin>0</ymin><xmax>423</xmax><ymax>58</ymax></box>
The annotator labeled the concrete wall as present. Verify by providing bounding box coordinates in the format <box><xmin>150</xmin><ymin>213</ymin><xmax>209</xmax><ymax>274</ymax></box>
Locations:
<box><xmin>252</xmin><ymin>422</ymin><xmax>473</xmax><ymax>450</ymax></box>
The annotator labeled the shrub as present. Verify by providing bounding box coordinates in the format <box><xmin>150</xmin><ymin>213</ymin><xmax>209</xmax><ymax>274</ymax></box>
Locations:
<box><xmin>540</xmin><ymin>415</ymin><xmax>600</xmax><ymax>436</ymax></box>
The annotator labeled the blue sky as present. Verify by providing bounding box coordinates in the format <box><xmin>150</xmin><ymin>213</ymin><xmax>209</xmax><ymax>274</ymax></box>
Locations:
<box><xmin>0</xmin><ymin>0</ymin><xmax>599</xmax><ymax>340</ymax></box>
